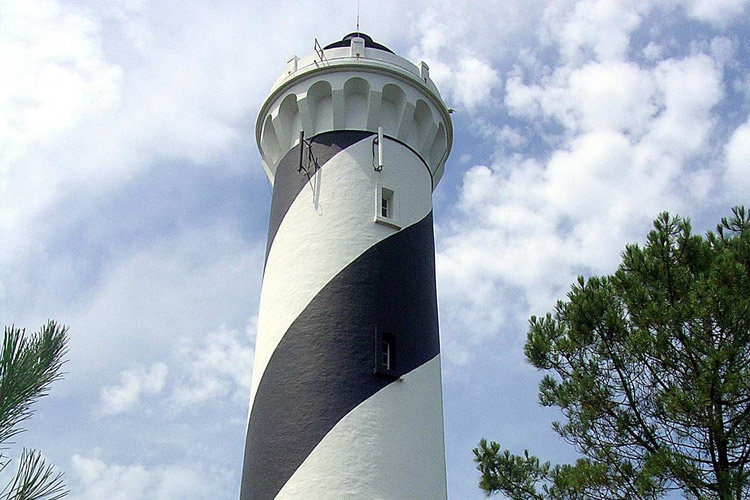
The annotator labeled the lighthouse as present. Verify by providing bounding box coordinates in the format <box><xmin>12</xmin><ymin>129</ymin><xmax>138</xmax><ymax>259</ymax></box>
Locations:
<box><xmin>241</xmin><ymin>33</ymin><xmax>452</xmax><ymax>499</ymax></box>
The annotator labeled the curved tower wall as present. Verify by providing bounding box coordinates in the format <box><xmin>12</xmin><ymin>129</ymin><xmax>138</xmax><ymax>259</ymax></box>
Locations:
<box><xmin>241</xmin><ymin>34</ymin><xmax>452</xmax><ymax>500</ymax></box>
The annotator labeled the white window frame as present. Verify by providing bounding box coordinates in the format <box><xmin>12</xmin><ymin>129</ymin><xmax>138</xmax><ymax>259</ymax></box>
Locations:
<box><xmin>381</xmin><ymin>339</ymin><xmax>391</xmax><ymax>370</ymax></box>
<box><xmin>374</xmin><ymin>329</ymin><xmax>399</xmax><ymax>379</ymax></box>
<box><xmin>374</xmin><ymin>184</ymin><xmax>401</xmax><ymax>229</ymax></box>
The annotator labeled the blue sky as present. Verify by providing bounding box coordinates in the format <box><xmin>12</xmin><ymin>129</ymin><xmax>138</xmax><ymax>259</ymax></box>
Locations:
<box><xmin>1</xmin><ymin>0</ymin><xmax>749</xmax><ymax>498</ymax></box>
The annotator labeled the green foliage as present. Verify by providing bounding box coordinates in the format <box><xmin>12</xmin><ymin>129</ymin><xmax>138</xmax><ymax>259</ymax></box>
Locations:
<box><xmin>475</xmin><ymin>208</ymin><xmax>750</xmax><ymax>500</ymax></box>
<box><xmin>0</xmin><ymin>321</ymin><xmax>68</xmax><ymax>500</ymax></box>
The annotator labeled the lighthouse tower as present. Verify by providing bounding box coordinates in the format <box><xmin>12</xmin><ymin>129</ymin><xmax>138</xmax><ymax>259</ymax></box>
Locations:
<box><xmin>241</xmin><ymin>33</ymin><xmax>452</xmax><ymax>500</ymax></box>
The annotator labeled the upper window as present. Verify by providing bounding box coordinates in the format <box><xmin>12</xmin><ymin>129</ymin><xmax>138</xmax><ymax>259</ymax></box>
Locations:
<box><xmin>375</xmin><ymin>185</ymin><xmax>400</xmax><ymax>229</ymax></box>
<box><xmin>380</xmin><ymin>189</ymin><xmax>393</xmax><ymax>219</ymax></box>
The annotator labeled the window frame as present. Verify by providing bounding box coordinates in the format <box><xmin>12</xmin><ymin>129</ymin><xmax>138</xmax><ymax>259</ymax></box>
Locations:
<box><xmin>374</xmin><ymin>184</ymin><xmax>401</xmax><ymax>230</ymax></box>
<box><xmin>374</xmin><ymin>329</ymin><xmax>399</xmax><ymax>379</ymax></box>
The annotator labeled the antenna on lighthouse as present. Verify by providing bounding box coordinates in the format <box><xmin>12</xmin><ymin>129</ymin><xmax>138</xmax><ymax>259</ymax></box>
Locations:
<box><xmin>356</xmin><ymin>0</ymin><xmax>360</xmax><ymax>31</ymax></box>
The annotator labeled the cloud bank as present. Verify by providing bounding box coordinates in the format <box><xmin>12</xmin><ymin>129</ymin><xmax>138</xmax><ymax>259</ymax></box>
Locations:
<box><xmin>2</xmin><ymin>0</ymin><xmax>749</xmax><ymax>499</ymax></box>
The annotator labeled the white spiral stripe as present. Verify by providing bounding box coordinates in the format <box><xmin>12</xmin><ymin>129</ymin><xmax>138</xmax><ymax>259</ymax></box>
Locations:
<box><xmin>276</xmin><ymin>355</ymin><xmax>448</xmax><ymax>500</ymax></box>
<box><xmin>249</xmin><ymin>137</ymin><xmax>433</xmax><ymax>413</ymax></box>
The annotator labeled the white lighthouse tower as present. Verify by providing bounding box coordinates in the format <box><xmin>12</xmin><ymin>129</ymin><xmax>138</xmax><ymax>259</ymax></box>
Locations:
<box><xmin>241</xmin><ymin>33</ymin><xmax>452</xmax><ymax>500</ymax></box>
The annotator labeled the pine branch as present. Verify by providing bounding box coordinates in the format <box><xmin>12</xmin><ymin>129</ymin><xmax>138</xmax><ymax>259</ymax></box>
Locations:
<box><xmin>0</xmin><ymin>322</ymin><xmax>68</xmax><ymax>500</ymax></box>
<box><xmin>0</xmin><ymin>322</ymin><xmax>68</xmax><ymax>445</ymax></box>
<box><xmin>0</xmin><ymin>449</ymin><xmax>67</xmax><ymax>500</ymax></box>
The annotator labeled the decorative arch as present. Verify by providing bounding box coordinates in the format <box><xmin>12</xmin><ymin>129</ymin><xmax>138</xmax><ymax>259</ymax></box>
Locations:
<box><xmin>412</xmin><ymin>99</ymin><xmax>435</xmax><ymax>153</ymax></box>
<box><xmin>307</xmin><ymin>80</ymin><xmax>333</xmax><ymax>136</ymax></box>
<box><xmin>261</xmin><ymin>114</ymin><xmax>281</xmax><ymax>166</ymax></box>
<box><xmin>380</xmin><ymin>83</ymin><xmax>406</xmax><ymax>137</ymax></box>
<box><xmin>428</xmin><ymin>122</ymin><xmax>447</xmax><ymax>170</ymax></box>
<box><xmin>343</xmin><ymin>77</ymin><xmax>370</xmax><ymax>129</ymax></box>
<box><xmin>277</xmin><ymin>93</ymin><xmax>302</xmax><ymax>150</ymax></box>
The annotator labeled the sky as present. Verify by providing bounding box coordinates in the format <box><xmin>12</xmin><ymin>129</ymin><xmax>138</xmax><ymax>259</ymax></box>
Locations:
<box><xmin>1</xmin><ymin>0</ymin><xmax>749</xmax><ymax>498</ymax></box>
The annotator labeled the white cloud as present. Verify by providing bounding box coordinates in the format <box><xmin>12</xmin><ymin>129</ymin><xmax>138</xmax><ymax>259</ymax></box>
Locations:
<box><xmin>649</xmin><ymin>54</ymin><xmax>724</xmax><ymax>158</ymax></box>
<box><xmin>684</xmin><ymin>0</ymin><xmax>749</xmax><ymax>27</ymax></box>
<box><xmin>436</xmin><ymin>136</ymin><xmax>688</xmax><ymax>363</ymax></box>
<box><xmin>0</xmin><ymin>1</ymin><xmax>746</xmax><ymax>499</ymax></box>
<box><xmin>98</xmin><ymin>363</ymin><xmax>168</xmax><ymax>417</ymax></box>
<box><xmin>643</xmin><ymin>42</ymin><xmax>664</xmax><ymax>61</ymax></box>
<box><xmin>504</xmin><ymin>69</ymin><xmax>544</xmax><ymax>121</ymax></box>
<box><xmin>709</xmin><ymin>36</ymin><xmax>737</xmax><ymax>66</ymax></box>
<box><xmin>405</xmin><ymin>0</ymin><xmax>547</xmax><ymax>113</ymax></box>
<box><xmin>0</xmin><ymin>0</ymin><xmax>122</xmax><ymax>257</ymax></box>
<box><xmin>451</xmin><ymin>57</ymin><xmax>501</xmax><ymax>110</ymax></box>
<box><xmin>69</xmin><ymin>454</ymin><xmax>233</xmax><ymax>500</ymax></box>
<box><xmin>437</xmin><ymin>8</ymin><xmax>729</xmax><ymax>368</ymax></box>
<box><xmin>567</xmin><ymin>61</ymin><xmax>657</xmax><ymax>135</ymax></box>
<box><xmin>443</xmin><ymin>340</ymin><xmax>471</xmax><ymax>367</ymax></box>
<box><xmin>541</xmin><ymin>0</ymin><xmax>644</xmax><ymax>63</ymax></box>
<box><xmin>506</xmin><ymin>60</ymin><xmax>658</xmax><ymax>135</ymax></box>
<box><xmin>171</xmin><ymin>322</ymin><xmax>255</xmax><ymax>409</ymax></box>
<box><xmin>66</xmin><ymin>225</ymin><xmax>263</xmax><ymax>378</ymax></box>
<box><xmin>0</xmin><ymin>0</ymin><xmax>122</xmax><ymax>144</ymax></box>
<box><xmin>0</xmin><ymin>0</ymin><xmax>285</xmax><ymax>268</ymax></box>
<box><xmin>505</xmin><ymin>53</ymin><xmax>723</xmax><ymax>148</ymax></box>
<box><xmin>724</xmin><ymin>118</ymin><xmax>750</xmax><ymax>196</ymax></box>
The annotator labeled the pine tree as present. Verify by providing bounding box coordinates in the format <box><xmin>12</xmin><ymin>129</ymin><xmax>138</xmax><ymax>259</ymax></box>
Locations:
<box><xmin>0</xmin><ymin>321</ymin><xmax>68</xmax><ymax>500</ymax></box>
<box><xmin>475</xmin><ymin>207</ymin><xmax>750</xmax><ymax>500</ymax></box>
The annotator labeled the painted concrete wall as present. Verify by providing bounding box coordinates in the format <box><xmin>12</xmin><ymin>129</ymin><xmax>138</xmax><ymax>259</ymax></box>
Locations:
<box><xmin>258</xmin><ymin>70</ymin><xmax>450</xmax><ymax>188</ymax></box>
<box><xmin>277</xmin><ymin>356</ymin><xmax>447</xmax><ymax>500</ymax></box>
<box><xmin>241</xmin><ymin>133</ymin><xmax>447</xmax><ymax>500</ymax></box>
<box><xmin>249</xmin><ymin>137</ymin><xmax>433</xmax><ymax>410</ymax></box>
<box><xmin>242</xmin><ymin>35</ymin><xmax>451</xmax><ymax>500</ymax></box>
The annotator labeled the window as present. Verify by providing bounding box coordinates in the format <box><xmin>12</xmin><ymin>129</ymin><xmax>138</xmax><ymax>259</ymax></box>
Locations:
<box><xmin>380</xmin><ymin>187</ymin><xmax>393</xmax><ymax>218</ymax></box>
<box><xmin>381</xmin><ymin>339</ymin><xmax>392</xmax><ymax>370</ymax></box>
<box><xmin>375</xmin><ymin>185</ymin><xmax>400</xmax><ymax>229</ymax></box>
<box><xmin>375</xmin><ymin>330</ymin><xmax>398</xmax><ymax>379</ymax></box>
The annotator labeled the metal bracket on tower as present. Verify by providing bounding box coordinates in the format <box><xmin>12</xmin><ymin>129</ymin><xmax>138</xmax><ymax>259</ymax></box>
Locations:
<box><xmin>372</xmin><ymin>127</ymin><xmax>384</xmax><ymax>172</ymax></box>
<box><xmin>298</xmin><ymin>130</ymin><xmax>319</xmax><ymax>179</ymax></box>
<box><xmin>313</xmin><ymin>38</ymin><xmax>327</xmax><ymax>66</ymax></box>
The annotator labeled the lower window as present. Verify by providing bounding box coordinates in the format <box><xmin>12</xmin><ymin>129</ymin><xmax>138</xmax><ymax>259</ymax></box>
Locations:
<box><xmin>375</xmin><ymin>330</ymin><xmax>399</xmax><ymax>379</ymax></box>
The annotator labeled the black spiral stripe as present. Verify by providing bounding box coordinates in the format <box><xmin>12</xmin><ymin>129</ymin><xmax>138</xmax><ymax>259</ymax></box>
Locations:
<box><xmin>265</xmin><ymin>130</ymin><xmax>375</xmax><ymax>259</ymax></box>
<box><xmin>240</xmin><ymin>207</ymin><xmax>440</xmax><ymax>500</ymax></box>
